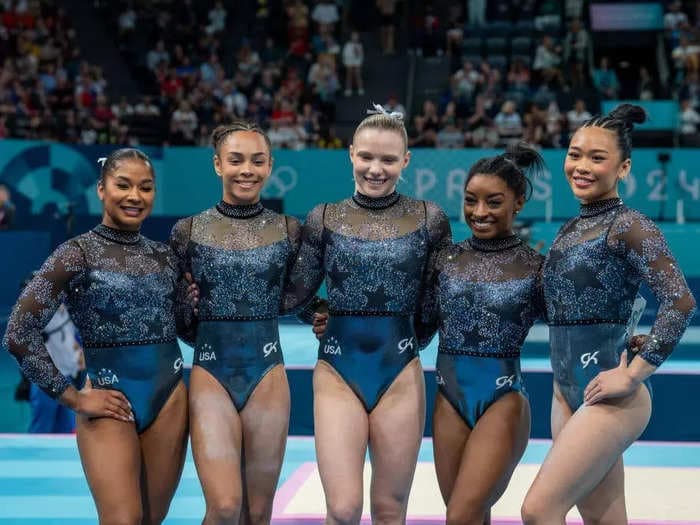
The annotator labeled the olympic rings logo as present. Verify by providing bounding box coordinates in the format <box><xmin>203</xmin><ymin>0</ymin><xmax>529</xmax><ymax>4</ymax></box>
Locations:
<box><xmin>262</xmin><ymin>166</ymin><xmax>299</xmax><ymax>198</ymax></box>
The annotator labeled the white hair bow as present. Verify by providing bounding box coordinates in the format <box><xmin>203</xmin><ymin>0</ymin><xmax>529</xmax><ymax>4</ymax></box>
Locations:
<box><xmin>367</xmin><ymin>103</ymin><xmax>403</xmax><ymax>121</ymax></box>
<box><xmin>97</xmin><ymin>157</ymin><xmax>107</xmax><ymax>167</ymax></box>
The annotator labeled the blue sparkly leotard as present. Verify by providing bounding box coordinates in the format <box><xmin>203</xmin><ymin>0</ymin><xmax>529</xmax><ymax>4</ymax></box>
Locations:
<box><xmin>170</xmin><ymin>201</ymin><xmax>316</xmax><ymax>411</ymax></box>
<box><xmin>284</xmin><ymin>192</ymin><xmax>452</xmax><ymax>411</ymax></box>
<box><xmin>544</xmin><ymin>198</ymin><xmax>696</xmax><ymax>411</ymax></box>
<box><xmin>3</xmin><ymin>224</ymin><xmax>185</xmax><ymax>433</ymax></box>
<box><xmin>421</xmin><ymin>235</ymin><xmax>544</xmax><ymax>428</ymax></box>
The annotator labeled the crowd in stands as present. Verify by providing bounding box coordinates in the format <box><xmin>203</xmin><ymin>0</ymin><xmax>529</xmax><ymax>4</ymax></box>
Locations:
<box><xmin>2</xmin><ymin>0</ymin><xmax>700</xmax><ymax>148</ymax></box>
<box><xmin>406</xmin><ymin>0</ymin><xmax>700</xmax><ymax>149</ymax></box>
<box><xmin>0</xmin><ymin>0</ymin><xmax>113</xmax><ymax>142</ymax></box>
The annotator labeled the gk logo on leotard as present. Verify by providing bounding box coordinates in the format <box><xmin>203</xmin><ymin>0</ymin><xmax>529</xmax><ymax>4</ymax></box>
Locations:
<box><xmin>581</xmin><ymin>351</ymin><xmax>599</xmax><ymax>369</ymax></box>
<box><xmin>173</xmin><ymin>357</ymin><xmax>183</xmax><ymax>372</ymax></box>
<box><xmin>96</xmin><ymin>368</ymin><xmax>119</xmax><ymax>386</ymax></box>
<box><xmin>496</xmin><ymin>375</ymin><xmax>515</xmax><ymax>389</ymax></box>
<box><xmin>263</xmin><ymin>341</ymin><xmax>279</xmax><ymax>357</ymax></box>
<box><xmin>435</xmin><ymin>371</ymin><xmax>445</xmax><ymax>385</ymax></box>
<box><xmin>323</xmin><ymin>336</ymin><xmax>341</xmax><ymax>355</ymax></box>
<box><xmin>398</xmin><ymin>337</ymin><xmax>415</xmax><ymax>353</ymax></box>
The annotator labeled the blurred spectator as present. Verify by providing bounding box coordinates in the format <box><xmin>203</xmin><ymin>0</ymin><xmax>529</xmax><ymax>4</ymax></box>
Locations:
<box><xmin>146</xmin><ymin>40</ymin><xmax>169</xmax><ymax>72</ymax></box>
<box><xmin>286</xmin><ymin>0</ymin><xmax>310</xmax><ymax>42</ymax></box>
<box><xmin>436</xmin><ymin>121</ymin><xmax>465</xmax><ymax>149</ymax></box>
<box><xmin>563</xmin><ymin>18</ymin><xmax>591</xmax><ymax>88</ymax></box>
<box><xmin>307</xmin><ymin>53</ymin><xmax>339</xmax><ymax>120</ymax></box>
<box><xmin>445</xmin><ymin>17</ymin><xmax>464</xmax><ymax>62</ymax></box>
<box><xmin>377</xmin><ymin>0</ymin><xmax>398</xmax><ymax>54</ymax></box>
<box><xmin>222</xmin><ymin>80</ymin><xmax>248</xmax><ymax>118</ymax></box>
<box><xmin>206</xmin><ymin>1</ymin><xmax>227</xmax><ymax>35</ymax></box>
<box><xmin>384</xmin><ymin>93</ymin><xmax>406</xmax><ymax>117</ymax></box>
<box><xmin>592</xmin><ymin>56</ymin><xmax>620</xmax><ymax>100</ymax></box>
<box><xmin>679</xmin><ymin>97</ymin><xmax>700</xmax><ymax>146</ymax></box>
<box><xmin>235</xmin><ymin>41</ymin><xmax>262</xmax><ymax>94</ymax></box>
<box><xmin>664</xmin><ymin>0</ymin><xmax>689</xmax><ymax>50</ymax></box>
<box><xmin>111</xmin><ymin>95</ymin><xmax>134</xmax><ymax>120</ymax></box>
<box><xmin>679</xmin><ymin>71</ymin><xmax>700</xmax><ymax>108</ymax></box>
<box><xmin>342</xmin><ymin>31</ymin><xmax>364</xmax><ymax>96</ymax></box>
<box><xmin>494</xmin><ymin>100</ymin><xmax>523</xmax><ymax>146</ymax></box>
<box><xmin>565</xmin><ymin>0</ymin><xmax>583</xmax><ymax>20</ymax></box>
<box><xmin>506</xmin><ymin>57</ymin><xmax>532</xmax><ymax>105</ymax></box>
<box><xmin>566</xmin><ymin>98</ymin><xmax>592</xmax><ymax>138</ymax></box>
<box><xmin>298</xmin><ymin>102</ymin><xmax>321</xmax><ymax>145</ymax></box>
<box><xmin>534</xmin><ymin>0</ymin><xmax>562</xmax><ymax>32</ymax></box>
<box><xmin>0</xmin><ymin>183</ymin><xmax>15</xmax><ymax>230</ymax></box>
<box><xmin>468</xmin><ymin>0</ymin><xmax>487</xmax><ymax>26</ymax></box>
<box><xmin>29</xmin><ymin>303</ymin><xmax>85</xmax><ymax>433</ymax></box>
<box><xmin>637</xmin><ymin>66</ymin><xmax>658</xmax><ymax>100</ymax></box>
<box><xmin>546</xmin><ymin>101</ymin><xmax>564</xmax><ymax>148</ymax></box>
<box><xmin>671</xmin><ymin>34</ymin><xmax>700</xmax><ymax>84</ymax></box>
<box><xmin>523</xmin><ymin>101</ymin><xmax>547</xmax><ymax>146</ymax></box>
<box><xmin>452</xmin><ymin>59</ymin><xmax>483</xmax><ymax>111</ymax></box>
<box><xmin>170</xmin><ymin>99</ymin><xmax>198</xmax><ymax>144</ymax></box>
<box><xmin>465</xmin><ymin>95</ymin><xmax>499</xmax><ymax>147</ymax></box>
<box><xmin>117</xmin><ymin>6</ymin><xmax>136</xmax><ymax>37</ymax></box>
<box><xmin>311</xmin><ymin>0</ymin><xmax>340</xmax><ymax>37</ymax></box>
<box><xmin>416</xmin><ymin>4</ymin><xmax>442</xmax><ymax>57</ymax></box>
<box><xmin>533</xmin><ymin>35</ymin><xmax>563</xmax><ymax>87</ymax></box>
<box><xmin>268</xmin><ymin>116</ymin><xmax>307</xmax><ymax>149</ymax></box>
<box><xmin>134</xmin><ymin>95</ymin><xmax>161</xmax><ymax>116</ymax></box>
<box><xmin>410</xmin><ymin>99</ymin><xmax>440</xmax><ymax>147</ymax></box>
<box><xmin>317</xmin><ymin>125</ymin><xmax>344</xmax><ymax>148</ymax></box>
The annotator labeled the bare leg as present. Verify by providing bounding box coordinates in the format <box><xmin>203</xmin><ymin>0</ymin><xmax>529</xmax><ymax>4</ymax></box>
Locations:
<box><xmin>432</xmin><ymin>393</ymin><xmax>470</xmax><ymax>503</ymax></box>
<box><xmin>190</xmin><ymin>366</ymin><xmax>244</xmax><ymax>525</ymax></box>
<box><xmin>521</xmin><ymin>383</ymin><xmax>651</xmax><ymax>524</ymax></box>
<box><xmin>239</xmin><ymin>365</ymin><xmax>290</xmax><ymax>525</ymax></box>
<box><xmin>77</xmin><ymin>414</ymin><xmax>143</xmax><ymax>524</ymax></box>
<box><xmin>139</xmin><ymin>380</ymin><xmax>189</xmax><ymax>524</ymax></box>
<box><xmin>314</xmin><ymin>360</ymin><xmax>369</xmax><ymax>525</ymax></box>
<box><xmin>368</xmin><ymin>358</ymin><xmax>425</xmax><ymax>525</ymax></box>
<box><xmin>436</xmin><ymin>392</ymin><xmax>530</xmax><ymax>525</ymax></box>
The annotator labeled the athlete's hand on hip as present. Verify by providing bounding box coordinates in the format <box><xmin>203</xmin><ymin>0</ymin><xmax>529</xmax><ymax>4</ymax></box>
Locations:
<box><xmin>77</xmin><ymin>381</ymin><xmax>134</xmax><ymax>422</ymax></box>
<box><xmin>185</xmin><ymin>272</ymin><xmax>200</xmax><ymax>316</ymax></box>
<box><xmin>583</xmin><ymin>351</ymin><xmax>639</xmax><ymax>405</ymax></box>
<box><xmin>312</xmin><ymin>312</ymin><xmax>329</xmax><ymax>340</ymax></box>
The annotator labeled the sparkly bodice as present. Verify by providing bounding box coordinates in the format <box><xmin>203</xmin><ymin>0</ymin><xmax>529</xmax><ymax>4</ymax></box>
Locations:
<box><xmin>3</xmin><ymin>225</ymin><xmax>179</xmax><ymax>397</ymax></box>
<box><xmin>283</xmin><ymin>193</ymin><xmax>451</xmax><ymax>317</ymax></box>
<box><xmin>170</xmin><ymin>203</ymin><xmax>304</xmax><ymax>321</ymax></box>
<box><xmin>424</xmin><ymin>236</ymin><xmax>544</xmax><ymax>356</ymax></box>
<box><xmin>544</xmin><ymin>198</ymin><xmax>696</xmax><ymax>365</ymax></box>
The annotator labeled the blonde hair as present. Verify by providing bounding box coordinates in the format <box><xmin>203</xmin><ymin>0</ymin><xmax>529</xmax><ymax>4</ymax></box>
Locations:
<box><xmin>352</xmin><ymin>104</ymin><xmax>408</xmax><ymax>151</ymax></box>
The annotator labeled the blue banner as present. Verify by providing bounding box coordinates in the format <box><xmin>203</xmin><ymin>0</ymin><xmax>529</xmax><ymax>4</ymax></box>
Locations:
<box><xmin>1</xmin><ymin>140</ymin><xmax>699</xmax><ymax>222</ymax></box>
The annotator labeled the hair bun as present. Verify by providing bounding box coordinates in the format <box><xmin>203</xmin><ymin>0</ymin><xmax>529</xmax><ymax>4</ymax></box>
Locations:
<box><xmin>608</xmin><ymin>103</ymin><xmax>647</xmax><ymax>131</ymax></box>
<box><xmin>504</xmin><ymin>141</ymin><xmax>545</xmax><ymax>172</ymax></box>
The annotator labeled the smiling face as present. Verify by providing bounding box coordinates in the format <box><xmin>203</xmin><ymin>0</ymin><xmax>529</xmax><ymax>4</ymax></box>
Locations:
<box><xmin>564</xmin><ymin>126</ymin><xmax>630</xmax><ymax>203</ymax></box>
<box><xmin>214</xmin><ymin>130</ymin><xmax>273</xmax><ymax>205</ymax></box>
<box><xmin>349</xmin><ymin>127</ymin><xmax>410</xmax><ymax>198</ymax></box>
<box><xmin>98</xmin><ymin>159</ymin><xmax>155</xmax><ymax>231</ymax></box>
<box><xmin>464</xmin><ymin>174</ymin><xmax>523</xmax><ymax>239</ymax></box>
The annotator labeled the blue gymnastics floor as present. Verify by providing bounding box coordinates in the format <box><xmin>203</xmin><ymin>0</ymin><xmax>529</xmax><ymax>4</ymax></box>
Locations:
<box><xmin>1</xmin><ymin>324</ymin><xmax>700</xmax><ymax>522</ymax></box>
<box><xmin>0</xmin><ymin>435</ymin><xmax>698</xmax><ymax>523</ymax></box>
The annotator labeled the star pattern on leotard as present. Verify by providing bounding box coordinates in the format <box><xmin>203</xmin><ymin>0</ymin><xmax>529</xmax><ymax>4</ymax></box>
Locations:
<box><xmin>562</xmin><ymin>263</ymin><xmax>605</xmax><ymax>297</ymax></box>
<box><xmin>254</xmin><ymin>258</ymin><xmax>286</xmax><ymax>286</ymax></box>
<box><xmin>329</xmin><ymin>260</ymin><xmax>353</xmax><ymax>294</ymax></box>
<box><xmin>364</xmin><ymin>284</ymin><xmax>392</xmax><ymax>309</ymax></box>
